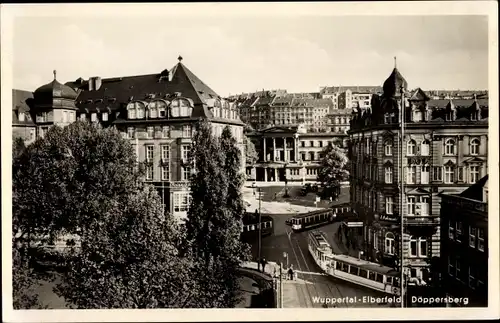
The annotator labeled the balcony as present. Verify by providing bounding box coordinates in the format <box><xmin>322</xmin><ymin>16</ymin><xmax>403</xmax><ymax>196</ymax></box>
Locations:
<box><xmin>404</xmin><ymin>215</ymin><xmax>438</xmax><ymax>226</ymax></box>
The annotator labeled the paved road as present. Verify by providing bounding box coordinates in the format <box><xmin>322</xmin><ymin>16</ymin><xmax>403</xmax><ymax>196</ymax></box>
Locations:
<box><xmin>248</xmin><ymin>216</ymin><xmax>393</xmax><ymax>308</ymax></box>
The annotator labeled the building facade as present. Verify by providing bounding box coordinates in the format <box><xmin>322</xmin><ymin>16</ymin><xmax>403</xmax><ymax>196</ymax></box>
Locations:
<box><xmin>439</xmin><ymin>175</ymin><xmax>488</xmax><ymax>307</ymax></box>
<box><xmin>348</xmin><ymin>65</ymin><xmax>489</xmax><ymax>284</ymax></box>
<box><xmin>246</xmin><ymin>125</ymin><xmax>348</xmax><ymax>182</ymax></box>
<box><xmin>230</xmin><ymin>91</ymin><xmax>333</xmax><ymax>131</ymax></box>
<box><xmin>12</xmin><ymin>57</ymin><xmax>246</xmax><ymax>221</ymax></box>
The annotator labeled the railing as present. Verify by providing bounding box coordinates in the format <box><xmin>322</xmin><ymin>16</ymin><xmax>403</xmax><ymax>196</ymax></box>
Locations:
<box><xmin>404</xmin><ymin>216</ymin><xmax>438</xmax><ymax>226</ymax></box>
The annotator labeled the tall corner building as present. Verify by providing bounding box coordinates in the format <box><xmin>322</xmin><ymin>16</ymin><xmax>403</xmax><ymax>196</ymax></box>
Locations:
<box><xmin>12</xmin><ymin>57</ymin><xmax>246</xmax><ymax>221</ymax></box>
<box><xmin>347</xmin><ymin>64</ymin><xmax>488</xmax><ymax>284</ymax></box>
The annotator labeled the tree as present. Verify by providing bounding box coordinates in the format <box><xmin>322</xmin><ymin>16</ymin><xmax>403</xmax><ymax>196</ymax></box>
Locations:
<box><xmin>184</xmin><ymin>120</ymin><xmax>247</xmax><ymax>308</ymax></box>
<box><xmin>317</xmin><ymin>143</ymin><xmax>349</xmax><ymax>200</ymax></box>
<box><xmin>12</xmin><ymin>247</ymin><xmax>44</xmax><ymax>309</ymax></box>
<box><xmin>55</xmin><ymin>186</ymin><xmax>194</xmax><ymax>308</ymax></box>
<box><xmin>245</xmin><ymin>136</ymin><xmax>258</xmax><ymax>166</ymax></box>
<box><xmin>13</xmin><ymin>121</ymin><xmax>142</xmax><ymax>246</ymax></box>
<box><xmin>13</xmin><ymin>121</ymin><xmax>192</xmax><ymax>308</ymax></box>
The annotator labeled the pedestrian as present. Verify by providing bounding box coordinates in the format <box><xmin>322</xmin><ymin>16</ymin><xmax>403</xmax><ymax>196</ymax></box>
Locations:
<box><xmin>288</xmin><ymin>264</ymin><xmax>294</xmax><ymax>280</ymax></box>
<box><xmin>261</xmin><ymin>257</ymin><xmax>267</xmax><ymax>273</ymax></box>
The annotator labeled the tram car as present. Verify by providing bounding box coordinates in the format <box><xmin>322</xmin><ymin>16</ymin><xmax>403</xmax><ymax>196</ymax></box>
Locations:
<box><xmin>241</xmin><ymin>213</ymin><xmax>274</xmax><ymax>242</ymax></box>
<box><xmin>289</xmin><ymin>205</ymin><xmax>351</xmax><ymax>232</ymax></box>
<box><xmin>308</xmin><ymin>231</ymin><xmax>401</xmax><ymax>296</ymax></box>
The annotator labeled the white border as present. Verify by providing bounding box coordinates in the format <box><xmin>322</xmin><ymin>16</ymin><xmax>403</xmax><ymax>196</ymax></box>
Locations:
<box><xmin>2</xmin><ymin>1</ymin><xmax>499</xmax><ymax>321</ymax></box>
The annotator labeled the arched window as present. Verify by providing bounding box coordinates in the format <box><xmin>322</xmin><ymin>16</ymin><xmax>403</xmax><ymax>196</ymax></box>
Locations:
<box><xmin>445</xmin><ymin>139</ymin><xmax>456</xmax><ymax>155</ymax></box>
<box><xmin>470</xmin><ymin>138</ymin><xmax>480</xmax><ymax>155</ymax></box>
<box><xmin>407</xmin><ymin>139</ymin><xmax>416</xmax><ymax>156</ymax></box>
<box><xmin>127</xmin><ymin>104</ymin><xmax>136</xmax><ymax>119</ymax></box>
<box><xmin>137</xmin><ymin>104</ymin><xmax>145</xmax><ymax>119</ymax></box>
<box><xmin>170</xmin><ymin>100</ymin><xmax>180</xmax><ymax>117</ymax></box>
<box><xmin>385</xmin><ymin>232</ymin><xmax>395</xmax><ymax>255</ymax></box>
<box><xmin>148</xmin><ymin>102</ymin><xmax>158</xmax><ymax>118</ymax></box>
<box><xmin>421</xmin><ymin>140</ymin><xmax>430</xmax><ymax>156</ymax></box>
<box><xmin>384</xmin><ymin>140</ymin><xmax>393</xmax><ymax>156</ymax></box>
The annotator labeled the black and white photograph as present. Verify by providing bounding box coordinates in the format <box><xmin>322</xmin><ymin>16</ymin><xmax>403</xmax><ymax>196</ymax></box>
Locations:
<box><xmin>2</xmin><ymin>1</ymin><xmax>498</xmax><ymax>321</ymax></box>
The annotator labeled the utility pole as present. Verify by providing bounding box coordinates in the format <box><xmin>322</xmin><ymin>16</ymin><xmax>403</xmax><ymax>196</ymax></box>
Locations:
<box><xmin>399</xmin><ymin>83</ymin><xmax>406</xmax><ymax>308</ymax></box>
<box><xmin>280</xmin><ymin>262</ymin><xmax>284</xmax><ymax>308</ymax></box>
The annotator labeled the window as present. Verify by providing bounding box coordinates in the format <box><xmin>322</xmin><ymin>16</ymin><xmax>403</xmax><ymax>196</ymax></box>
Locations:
<box><xmin>421</xmin><ymin>165</ymin><xmax>430</xmax><ymax>184</ymax></box>
<box><xmin>173</xmin><ymin>192</ymin><xmax>191</xmax><ymax>213</ymax></box>
<box><xmin>448</xmin><ymin>256</ymin><xmax>455</xmax><ymax>276</ymax></box>
<box><xmin>420</xmin><ymin>196</ymin><xmax>430</xmax><ymax>216</ymax></box>
<box><xmin>62</xmin><ymin>111</ymin><xmax>68</xmax><ymax>122</ymax></box>
<box><xmin>409</xmin><ymin>237</ymin><xmax>427</xmax><ymax>258</ymax></box>
<box><xmin>69</xmin><ymin>111</ymin><xmax>75</xmax><ymax>121</ymax></box>
<box><xmin>37</xmin><ymin>111</ymin><xmax>49</xmax><ymax>122</ymax></box>
<box><xmin>433</xmin><ymin>166</ymin><xmax>442</xmax><ymax>181</ymax></box>
<box><xmin>128</xmin><ymin>107</ymin><xmax>136</xmax><ymax>119</ymax></box>
<box><xmin>470</xmin><ymin>138</ymin><xmax>480</xmax><ymax>155</ymax></box>
<box><xmin>458</xmin><ymin>166</ymin><xmax>465</xmax><ymax>182</ymax></box>
<box><xmin>91</xmin><ymin>113</ymin><xmax>97</xmax><ymax>122</ymax></box>
<box><xmin>407</xmin><ymin>196</ymin><xmax>416</xmax><ymax>215</ymax></box>
<box><xmin>182</xmin><ymin>166</ymin><xmax>191</xmax><ymax>181</ymax></box>
<box><xmin>183</xmin><ymin>125</ymin><xmax>192</xmax><ymax>138</ymax></box>
<box><xmin>127</xmin><ymin>127</ymin><xmax>135</xmax><ymax>139</ymax></box>
<box><xmin>145</xmin><ymin>145</ymin><xmax>154</xmax><ymax>162</ymax></box>
<box><xmin>384</xmin><ymin>141</ymin><xmax>392</xmax><ymax>156</ymax></box>
<box><xmin>373</xmin><ymin>232</ymin><xmax>379</xmax><ymax>250</ymax></box>
<box><xmin>478</xmin><ymin>228</ymin><xmax>485</xmax><ymax>251</ymax></box>
<box><xmin>385</xmin><ymin>196</ymin><xmax>394</xmax><ymax>214</ymax></box>
<box><xmin>406</xmin><ymin>166</ymin><xmax>416</xmax><ymax>184</ymax></box>
<box><xmin>301</xmin><ymin>152</ymin><xmax>306</xmax><ymax>161</ymax></box>
<box><xmin>469</xmin><ymin>166</ymin><xmax>480</xmax><ymax>183</ymax></box>
<box><xmin>445</xmin><ymin>139</ymin><xmax>456</xmax><ymax>155</ymax></box>
<box><xmin>181</xmin><ymin>145</ymin><xmax>191</xmax><ymax>162</ymax></box>
<box><xmin>455</xmin><ymin>258</ymin><xmax>461</xmax><ymax>280</ymax></box>
<box><xmin>444</xmin><ymin>166</ymin><xmax>455</xmax><ymax>184</ymax></box>
<box><xmin>469</xmin><ymin>267</ymin><xmax>476</xmax><ymax>289</ymax></box>
<box><xmin>385</xmin><ymin>233</ymin><xmax>395</xmax><ymax>255</ymax></box>
<box><xmin>421</xmin><ymin>140</ymin><xmax>430</xmax><ymax>156</ymax></box>
<box><xmin>162</xmin><ymin>126</ymin><xmax>170</xmax><ymax>138</ymax></box>
<box><xmin>137</xmin><ymin>106</ymin><xmax>145</xmax><ymax>119</ymax></box>
<box><xmin>407</xmin><ymin>140</ymin><xmax>416</xmax><ymax>156</ymax></box>
<box><xmin>18</xmin><ymin>112</ymin><xmax>25</xmax><ymax>122</ymax></box>
<box><xmin>310</xmin><ymin>141</ymin><xmax>314</xmax><ymax>147</ymax></box>
<box><xmin>102</xmin><ymin>112</ymin><xmax>108</xmax><ymax>121</ymax></box>
<box><xmin>449</xmin><ymin>220</ymin><xmax>455</xmax><ymax>240</ymax></box>
<box><xmin>161</xmin><ymin>165</ymin><xmax>170</xmax><ymax>181</ymax></box>
<box><xmin>471</xmin><ymin>109</ymin><xmax>480</xmax><ymax>121</ymax></box>
<box><xmin>469</xmin><ymin>227</ymin><xmax>477</xmax><ymax>248</ymax></box>
<box><xmin>301</xmin><ymin>141</ymin><xmax>305</xmax><ymax>147</ymax></box>
<box><xmin>29</xmin><ymin>129</ymin><xmax>36</xmax><ymax>140</ymax></box>
<box><xmin>145</xmin><ymin>166</ymin><xmax>153</xmax><ymax>181</ymax></box>
<box><xmin>456</xmin><ymin>221</ymin><xmax>463</xmax><ymax>242</ymax></box>
<box><xmin>385</xmin><ymin>166</ymin><xmax>393</xmax><ymax>184</ymax></box>
<box><xmin>150</xmin><ymin>106</ymin><xmax>158</xmax><ymax>118</ymax></box>
<box><xmin>161</xmin><ymin>145</ymin><xmax>170</xmax><ymax>161</ymax></box>
<box><xmin>80</xmin><ymin>113</ymin><xmax>86</xmax><ymax>121</ymax></box>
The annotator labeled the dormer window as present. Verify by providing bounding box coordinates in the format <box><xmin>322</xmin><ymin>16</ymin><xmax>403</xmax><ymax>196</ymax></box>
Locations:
<box><xmin>18</xmin><ymin>112</ymin><xmax>25</xmax><ymax>122</ymax></box>
<box><xmin>137</xmin><ymin>106</ymin><xmax>145</xmax><ymax>119</ymax></box>
<box><xmin>91</xmin><ymin>113</ymin><xmax>97</xmax><ymax>122</ymax></box>
<box><xmin>102</xmin><ymin>112</ymin><xmax>108</xmax><ymax>121</ymax></box>
<box><xmin>80</xmin><ymin>113</ymin><xmax>86</xmax><ymax>121</ymax></box>
<box><xmin>413</xmin><ymin>109</ymin><xmax>423</xmax><ymax>122</ymax></box>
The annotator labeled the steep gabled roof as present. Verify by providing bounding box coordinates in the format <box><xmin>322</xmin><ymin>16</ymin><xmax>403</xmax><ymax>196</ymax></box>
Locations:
<box><xmin>410</xmin><ymin>88</ymin><xmax>431</xmax><ymax>101</ymax></box>
<box><xmin>12</xmin><ymin>89</ymin><xmax>35</xmax><ymax>125</ymax></box>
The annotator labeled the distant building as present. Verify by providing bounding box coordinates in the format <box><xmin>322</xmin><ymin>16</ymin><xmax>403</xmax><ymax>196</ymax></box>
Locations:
<box><xmin>230</xmin><ymin>91</ymin><xmax>333</xmax><ymax>131</ymax></box>
<box><xmin>439</xmin><ymin>175</ymin><xmax>488</xmax><ymax>307</ymax></box>
<box><xmin>245</xmin><ymin>125</ymin><xmax>347</xmax><ymax>183</ymax></box>
<box><xmin>12</xmin><ymin>57</ymin><xmax>245</xmax><ymax>221</ymax></box>
<box><xmin>347</xmin><ymin>63</ymin><xmax>489</xmax><ymax>284</ymax></box>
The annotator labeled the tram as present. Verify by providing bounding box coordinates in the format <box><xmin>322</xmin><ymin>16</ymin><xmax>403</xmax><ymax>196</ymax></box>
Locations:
<box><xmin>241</xmin><ymin>213</ymin><xmax>274</xmax><ymax>241</ymax></box>
<box><xmin>289</xmin><ymin>205</ymin><xmax>351</xmax><ymax>232</ymax></box>
<box><xmin>308</xmin><ymin>231</ymin><xmax>401</xmax><ymax>296</ymax></box>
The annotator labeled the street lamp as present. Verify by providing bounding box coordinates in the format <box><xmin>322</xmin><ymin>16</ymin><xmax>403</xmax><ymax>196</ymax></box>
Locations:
<box><xmin>252</xmin><ymin>182</ymin><xmax>262</xmax><ymax>271</ymax></box>
<box><xmin>283</xmin><ymin>163</ymin><xmax>289</xmax><ymax>198</ymax></box>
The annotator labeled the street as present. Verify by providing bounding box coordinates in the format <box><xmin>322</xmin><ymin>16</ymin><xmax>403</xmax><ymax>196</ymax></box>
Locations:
<box><xmin>248</xmin><ymin>215</ymin><xmax>393</xmax><ymax>308</ymax></box>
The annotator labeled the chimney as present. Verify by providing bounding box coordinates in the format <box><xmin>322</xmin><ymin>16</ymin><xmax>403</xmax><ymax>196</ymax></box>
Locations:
<box><xmin>94</xmin><ymin>77</ymin><xmax>102</xmax><ymax>90</ymax></box>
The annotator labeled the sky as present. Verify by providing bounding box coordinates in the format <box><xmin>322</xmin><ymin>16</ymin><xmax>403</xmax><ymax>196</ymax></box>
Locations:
<box><xmin>11</xmin><ymin>11</ymin><xmax>489</xmax><ymax>97</ymax></box>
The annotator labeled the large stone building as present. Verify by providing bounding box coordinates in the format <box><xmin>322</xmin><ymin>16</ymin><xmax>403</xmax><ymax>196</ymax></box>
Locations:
<box><xmin>246</xmin><ymin>124</ymin><xmax>348</xmax><ymax>183</ymax></box>
<box><xmin>347</xmin><ymin>65</ymin><xmax>488</xmax><ymax>284</ymax></box>
<box><xmin>320</xmin><ymin>86</ymin><xmax>382</xmax><ymax>110</ymax></box>
<box><xmin>230</xmin><ymin>91</ymin><xmax>333</xmax><ymax>131</ymax></box>
<box><xmin>439</xmin><ymin>175</ymin><xmax>488</xmax><ymax>307</ymax></box>
<box><xmin>12</xmin><ymin>57</ymin><xmax>246</xmax><ymax>220</ymax></box>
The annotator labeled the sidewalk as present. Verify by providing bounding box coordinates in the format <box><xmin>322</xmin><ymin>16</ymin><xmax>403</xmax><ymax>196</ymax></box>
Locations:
<box><xmin>282</xmin><ymin>278</ymin><xmax>315</xmax><ymax>308</ymax></box>
<box><xmin>242</xmin><ymin>187</ymin><xmax>321</xmax><ymax>214</ymax></box>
